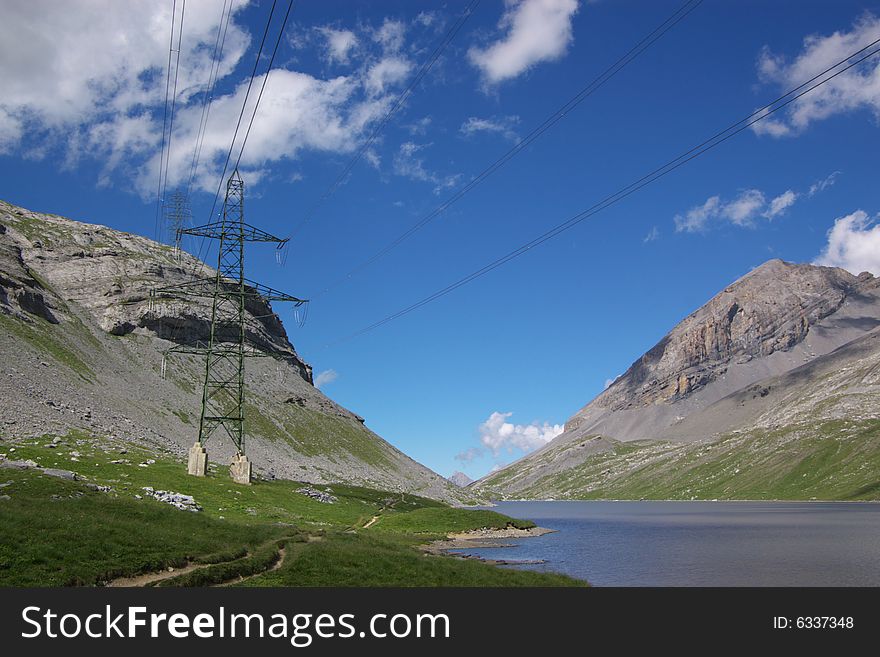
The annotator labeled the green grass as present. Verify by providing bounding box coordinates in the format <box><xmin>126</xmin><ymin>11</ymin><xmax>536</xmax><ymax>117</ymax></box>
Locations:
<box><xmin>482</xmin><ymin>419</ymin><xmax>880</xmax><ymax>501</ymax></box>
<box><xmin>0</xmin><ymin>468</ymin><xmax>282</xmax><ymax>586</ymax></box>
<box><xmin>246</xmin><ymin>402</ymin><xmax>396</xmax><ymax>469</ymax></box>
<box><xmin>371</xmin><ymin>507</ymin><xmax>535</xmax><ymax>535</ymax></box>
<box><xmin>234</xmin><ymin>532</ymin><xmax>582</xmax><ymax>587</ymax></box>
<box><xmin>0</xmin><ymin>432</ymin><xmax>583</xmax><ymax>587</ymax></box>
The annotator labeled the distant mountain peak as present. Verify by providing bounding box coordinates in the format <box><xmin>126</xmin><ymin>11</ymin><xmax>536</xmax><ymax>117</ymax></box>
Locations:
<box><xmin>595</xmin><ymin>260</ymin><xmax>877</xmax><ymax>413</ymax></box>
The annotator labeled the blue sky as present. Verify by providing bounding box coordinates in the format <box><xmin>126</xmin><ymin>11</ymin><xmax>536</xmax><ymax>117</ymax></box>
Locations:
<box><xmin>2</xmin><ymin>0</ymin><xmax>880</xmax><ymax>480</ymax></box>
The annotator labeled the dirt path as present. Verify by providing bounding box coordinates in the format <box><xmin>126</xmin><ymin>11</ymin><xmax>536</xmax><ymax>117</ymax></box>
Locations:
<box><xmin>106</xmin><ymin>534</ymin><xmax>319</xmax><ymax>588</ymax></box>
<box><xmin>362</xmin><ymin>515</ymin><xmax>381</xmax><ymax>529</ymax></box>
<box><xmin>106</xmin><ymin>562</ymin><xmax>209</xmax><ymax>587</ymax></box>
<box><xmin>219</xmin><ymin>545</ymin><xmax>288</xmax><ymax>587</ymax></box>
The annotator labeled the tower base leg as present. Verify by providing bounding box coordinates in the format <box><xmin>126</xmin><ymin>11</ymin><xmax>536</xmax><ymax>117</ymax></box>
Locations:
<box><xmin>187</xmin><ymin>441</ymin><xmax>207</xmax><ymax>477</ymax></box>
<box><xmin>230</xmin><ymin>453</ymin><xmax>251</xmax><ymax>485</ymax></box>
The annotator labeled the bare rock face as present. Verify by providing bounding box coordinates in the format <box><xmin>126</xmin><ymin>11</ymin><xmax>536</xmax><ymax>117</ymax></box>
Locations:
<box><xmin>448</xmin><ymin>471</ymin><xmax>473</xmax><ymax>487</ymax></box>
<box><xmin>0</xmin><ymin>201</ymin><xmax>312</xmax><ymax>383</ymax></box>
<box><xmin>586</xmin><ymin>260</ymin><xmax>878</xmax><ymax>414</ymax></box>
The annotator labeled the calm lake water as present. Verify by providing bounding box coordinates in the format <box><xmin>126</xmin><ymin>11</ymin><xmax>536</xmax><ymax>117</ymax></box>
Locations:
<box><xmin>455</xmin><ymin>501</ymin><xmax>880</xmax><ymax>586</ymax></box>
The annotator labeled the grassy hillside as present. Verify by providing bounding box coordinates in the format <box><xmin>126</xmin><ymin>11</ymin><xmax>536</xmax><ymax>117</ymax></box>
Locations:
<box><xmin>476</xmin><ymin>420</ymin><xmax>880</xmax><ymax>501</ymax></box>
<box><xmin>0</xmin><ymin>432</ymin><xmax>582</xmax><ymax>587</ymax></box>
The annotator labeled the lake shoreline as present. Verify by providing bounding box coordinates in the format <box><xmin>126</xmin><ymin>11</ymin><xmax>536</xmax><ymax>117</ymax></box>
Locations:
<box><xmin>424</xmin><ymin>526</ymin><xmax>556</xmax><ymax>565</ymax></box>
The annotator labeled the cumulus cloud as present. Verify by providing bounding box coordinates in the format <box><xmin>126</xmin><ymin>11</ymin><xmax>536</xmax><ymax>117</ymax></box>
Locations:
<box><xmin>751</xmin><ymin>15</ymin><xmax>880</xmax><ymax>137</ymax></box>
<box><xmin>0</xmin><ymin>2</ymin><xmax>423</xmax><ymax>196</ymax></box>
<box><xmin>809</xmin><ymin>170</ymin><xmax>842</xmax><ymax>196</ymax></box>
<box><xmin>0</xmin><ymin>0</ymin><xmax>249</xmax><ymax>155</ymax></box>
<box><xmin>675</xmin><ymin>188</ymin><xmax>801</xmax><ymax>232</ymax></box>
<box><xmin>478</xmin><ymin>411</ymin><xmax>564</xmax><ymax>456</ymax></box>
<box><xmin>469</xmin><ymin>0</ymin><xmax>579</xmax><ymax>84</ymax></box>
<box><xmin>814</xmin><ymin>210</ymin><xmax>880</xmax><ymax>276</ymax></box>
<box><xmin>318</xmin><ymin>27</ymin><xmax>358</xmax><ymax>65</ymax></box>
<box><xmin>460</xmin><ymin>115</ymin><xmax>521</xmax><ymax>141</ymax></box>
<box><xmin>314</xmin><ymin>369</ymin><xmax>338</xmax><ymax>388</ymax></box>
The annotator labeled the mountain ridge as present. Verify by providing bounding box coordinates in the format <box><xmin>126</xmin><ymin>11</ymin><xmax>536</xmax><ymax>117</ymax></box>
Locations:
<box><xmin>0</xmin><ymin>199</ymin><xmax>472</xmax><ymax>504</ymax></box>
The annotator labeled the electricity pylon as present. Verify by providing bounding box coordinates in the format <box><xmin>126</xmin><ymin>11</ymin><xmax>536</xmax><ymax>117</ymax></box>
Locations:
<box><xmin>150</xmin><ymin>170</ymin><xmax>307</xmax><ymax>483</ymax></box>
<box><xmin>164</xmin><ymin>190</ymin><xmax>191</xmax><ymax>260</ymax></box>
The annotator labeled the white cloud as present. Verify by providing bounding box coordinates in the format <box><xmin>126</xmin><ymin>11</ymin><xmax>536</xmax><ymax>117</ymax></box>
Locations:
<box><xmin>314</xmin><ymin>369</ymin><xmax>338</xmax><ymax>388</ymax></box>
<box><xmin>460</xmin><ymin>115</ymin><xmax>521</xmax><ymax>141</ymax></box>
<box><xmin>415</xmin><ymin>11</ymin><xmax>439</xmax><ymax>29</ymax></box>
<box><xmin>365</xmin><ymin>56</ymin><xmax>413</xmax><ymax>96</ymax></box>
<box><xmin>674</xmin><ymin>188</ymin><xmax>801</xmax><ymax>232</ymax></box>
<box><xmin>393</xmin><ymin>141</ymin><xmax>459</xmax><ymax>193</ymax></box>
<box><xmin>318</xmin><ymin>27</ymin><xmax>358</xmax><ymax>65</ymax></box>
<box><xmin>374</xmin><ymin>18</ymin><xmax>406</xmax><ymax>52</ymax></box>
<box><xmin>454</xmin><ymin>447</ymin><xmax>483</xmax><ymax>464</ymax></box>
<box><xmin>723</xmin><ymin>189</ymin><xmax>766</xmax><ymax>226</ymax></box>
<box><xmin>0</xmin><ymin>0</ymin><xmax>249</xmax><ymax>150</ymax></box>
<box><xmin>674</xmin><ymin>195</ymin><xmax>721</xmax><ymax>233</ymax></box>
<box><xmin>809</xmin><ymin>171</ymin><xmax>841</xmax><ymax>196</ymax></box>
<box><xmin>814</xmin><ymin>210</ymin><xmax>880</xmax><ymax>276</ymax></box>
<box><xmin>406</xmin><ymin>116</ymin><xmax>433</xmax><ymax>136</ymax></box>
<box><xmin>478</xmin><ymin>411</ymin><xmax>564</xmax><ymax>456</ymax></box>
<box><xmin>0</xmin><ymin>2</ymin><xmax>424</xmax><ymax>196</ymax></box>
<box><xmin>643</xmin><ymin>226</ymin><xmax>660</xmax><ymax>243</ymax></box>
<box><xmin>751</xmin><ymin>15</ymin><xmax>880</xmax><ymax>137</ymax></box>
<box><xmin>469</xmin><ymin>0</ymin><xmax>579</xmax><ymax>84</ymax></box>
<box><xmin>764</xmin><ymin>190</ymin><xmax>797</xmax><ymax>218</ymax></box>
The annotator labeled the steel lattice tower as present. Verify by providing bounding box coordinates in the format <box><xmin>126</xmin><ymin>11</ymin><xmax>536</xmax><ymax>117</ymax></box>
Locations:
<box><xmin>165</xmin><ymin>190</ymin><xmax>191</xmax><ymax>258</ymax></box>
<box><xmin>150</xmin><ymin>170</ymin><xmax>306</xmax><ymax>483</ymax></box>
<box><xmin>196</xmin><ymin>173</ymin><xmax>247</xmax><ymax>454</ymax></box>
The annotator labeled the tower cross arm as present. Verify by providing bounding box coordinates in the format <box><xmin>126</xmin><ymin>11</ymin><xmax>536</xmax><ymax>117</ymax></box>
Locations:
<box><xmin>180</xmin><ymin>221</ymin><xmax>289</xmax><ymax>244</ymax></box>
<box><xmin>150</xmin><ymin>277</ymin><xmax>307</xmax><ymax>306</ymax></box>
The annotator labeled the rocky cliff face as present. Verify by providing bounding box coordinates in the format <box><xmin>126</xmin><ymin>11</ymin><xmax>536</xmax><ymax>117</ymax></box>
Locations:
<box><xmin>478</xmin><ymin>259</ymin><xmax>880</xmax><ymax>499</ymax></box>
<box><xmin>0</xmin><ymin>200</ymin><xmax>471</xmax><ymax>504</ymax></box>
<box><xmin>589</xmin><ymin>260</ymin><xmax>876</xmax><ymax>413</ymax></box>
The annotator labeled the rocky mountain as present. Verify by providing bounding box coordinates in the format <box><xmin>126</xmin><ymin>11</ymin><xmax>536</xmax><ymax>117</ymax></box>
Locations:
<box><xmin>448</xmin><ymin>471</ymin><xmax>473</xmax><ymax>487</ymax></box>
<box><xmin>477</xmin><ymin>259</ymin><xmax>880</xmax><ymax>500</ymax></box>
<box><xmin>0</xmin><ymin>199</ymin><xmax>472</xmax><ymax>504</ymax></box>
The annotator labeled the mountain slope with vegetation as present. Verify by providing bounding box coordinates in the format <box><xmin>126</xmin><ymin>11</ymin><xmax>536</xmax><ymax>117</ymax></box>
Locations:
<box><xmin>477</xmin><ymin>261</ymin><xmax>880</xmax><ymax>500</ymax></box>
<box><xmin>0</xmin><ymin>199</ymin><xmax>467</xmax><ymax>503</ymax></box>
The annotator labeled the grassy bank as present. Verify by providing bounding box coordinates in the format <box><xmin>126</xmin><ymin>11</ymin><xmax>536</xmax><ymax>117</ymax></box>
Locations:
<box><xmin>477</xmin><ymin>420</ymin><xmax>880</xmax><ymax>501</ymax></box>
<box><xmin>0</xmin><ymin>433</ymin><xmax>583</xmax><ymax>587</ymax></box>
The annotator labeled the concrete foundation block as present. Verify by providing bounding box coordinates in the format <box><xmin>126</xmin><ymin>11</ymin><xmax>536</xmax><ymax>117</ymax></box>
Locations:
<box><xmin>230</xmin><ymin>453</ymin><xmax>251</xmax><ymax>485</ymax></box>
<box><xmin>187</xmin><ymin>441</ymin><xmax>207</xmax><ymax>477</ymax></box>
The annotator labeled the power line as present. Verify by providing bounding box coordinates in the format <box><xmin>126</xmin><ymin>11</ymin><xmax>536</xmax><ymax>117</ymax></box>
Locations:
<box><xmin>185</xmin><ymin>0</ymin><xmax>234</xmax><ymax>198</ymax></box>
<box><xmin>287</xmin><ymin>0</ymin><xmax>482</xmax><ymax>240</ymax></box>
<box><xmin>311</xmin><ymin>0</ymin><xmax>704</xmax><ymax>298</ymax></box>
<box><xmin>233</xmin><ymin>0</ymin><xmax>295</xmax><ymax>172</ymax></box>
<box><xmin>172</xmin><ymin>0</ymin><xmax>294</xmax><ymax>342</ymax></box>
<box><xmin>205</xmin><ymin>0</ymin><xmax>280</xmax><ymax>226</ymax></box>
<box><xmin>159</xmin><ymin>0</ymin><xmax>187</xmax><ymax>244</ymax></box>
<box><xmin>153</xmin><ymin>0</ymin><xmax>180</xmax><ymax>241</ymax></box>
<box><xmin>320</xmin><ymin>36</ymin><xmax>880</xmax><ymax>349</ymax></box>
